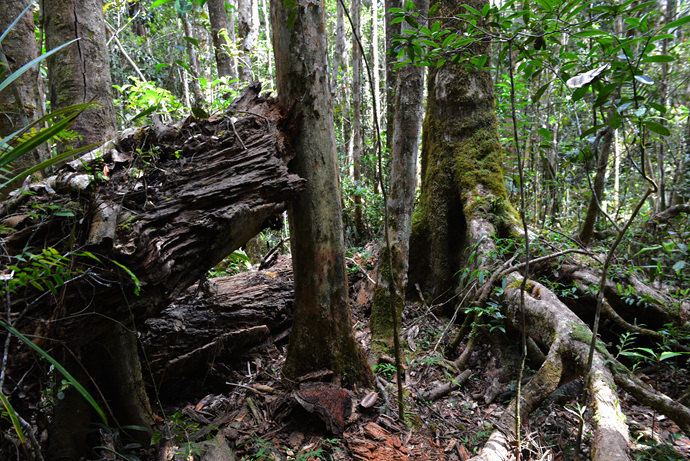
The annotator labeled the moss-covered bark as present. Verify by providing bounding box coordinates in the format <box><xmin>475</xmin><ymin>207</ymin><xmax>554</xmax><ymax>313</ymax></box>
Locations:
<box><xmin>409</xmin><ymin>0</ymin><xmax>517</xmax><ymax>299</ymax></box>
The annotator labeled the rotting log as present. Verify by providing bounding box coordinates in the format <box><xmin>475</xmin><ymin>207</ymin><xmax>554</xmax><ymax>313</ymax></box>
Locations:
<box><xmin>1</xmin><ymin>84</ymin><xmax>302</xmax><ymax>343</ymax></box>
<box><xmin>0</xmin><ymin>84</ymin><xmax>304</xmax><ymax>457</ymax></box>
<box><xmin>142</xmin><ymin>256</ymin><xmax>294</xmax><ymax>393</ymax></box>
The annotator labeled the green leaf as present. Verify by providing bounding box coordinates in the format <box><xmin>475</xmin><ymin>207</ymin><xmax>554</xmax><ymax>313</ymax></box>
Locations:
<box><xmin>0</xmin><ymin>105</ymin><xmax>91</xmax><ymax>171</ymax></box>
<box><xmin>111</xmin><ymin>260</ymin><xmax>141</xmax><ymax>296</ymax></box>
<box><xmin>672</xmin><ymin>260</ymin><xmax>686</xmax><ymax>273</ymax></box>
<box><xmin>659</xmin><ymin>351</ymin><xmax>686</xmax><ymax>361</ymax></box>
<box><xmin>634</xmin><ymin>75</ymin><xmax>654</xmax><ymax>85</ymax></box>
<box><xmin>0</xmin><ymin>320</ymin><xmax>108</xmax><ymax>424</ymax></box>
<box><xmin>0</xmin><ymin>391</ymin><xmax>25</xmax><ymax>445</ymax></box>
<box><xmin>0</xmin><ymin>2</ymin><xmax>33</xmax><ymax>45</ymax></box>
<box><xmin>0</xmin><ymin>38</ymin><xmax>80</xmax><ymax>94</ymax></box>
<box><xmin>642</xmin><ymin>55</ymin><xmax>674</xmax><ymax>63</ymax></box>
<box><xmin>664</xmin><ymin>15</ymin><xmax>690</xmax><ymax>30</ymax></box>
<box><xmin>532</xmin><ymin>82</ymin><xmax>551</xmax><ymax>104</ymax></box>
<box><xmin>643</xmin><ymin>120</ymin><xmax>670</xmax><ymax>136</ymax></box>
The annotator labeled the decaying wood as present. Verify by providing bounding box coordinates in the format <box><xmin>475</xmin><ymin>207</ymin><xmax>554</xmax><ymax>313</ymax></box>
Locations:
<box><xmin>0</xmin><ymin>86</ymin><xmax>303</xmax><ymax>446</ymax></box>
<box><xmin>0</xmin><ymin>85</ymin><xmax>303</xmax><ymax>345</ymax></box>
<box><xmin>142</xmin><ymin>256</ymin><xmax>294</xmax><ymax>391</ymax></box>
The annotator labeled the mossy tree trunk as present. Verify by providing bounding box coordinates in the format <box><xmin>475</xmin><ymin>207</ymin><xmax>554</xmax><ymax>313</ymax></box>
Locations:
<box><xmin>408</xmin><ymin>0</ymin><xmax>517</xmax><ymax>300</ymax></box>
<box><xmin>0</xmin><ymin>0</ymin><xmax>48</xmax><ymax>173</ymax></box>
<box><xmin>270</xmin><ymin>0</ymin><xmax>373</xmax><ymax>387</ymax></box>
<box><xmin>44</xmin><ymin>0</ymin><xmax>116</xmax><ymax>148</ymax></box>
<box><xmin>369</xmin><ymin>0</ymin><xmax>429</xmax><ymax>353</ymax></box>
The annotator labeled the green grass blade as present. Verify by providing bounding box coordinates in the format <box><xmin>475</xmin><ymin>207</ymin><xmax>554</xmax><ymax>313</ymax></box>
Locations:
<box><xmin>0</xmin><ymin>390</ymin><xmax>26</xmax><ymax>444</ymax></box>
<box><xmin>0</xmin><ymin>2</ymin><xmax>33</xmax><ymax>45</ymax></box>
<box><xmin>0</xmin><ymin>143</ymin><xmax>97</xmax><ymax>189</ymax></box>
<box><xmin>0</xmin><ymin>320</ymin><xmax>108</xmax><ymax>424</ymax></box>
<box><xmin>0</xmin><ymin>38</ymin><xmax>79</xmax><ymax>94</ymax></box>
<box><xmin>0</xmin><ymin>110</ymin><xmax>81</xmax><ymax>168</ymax></box>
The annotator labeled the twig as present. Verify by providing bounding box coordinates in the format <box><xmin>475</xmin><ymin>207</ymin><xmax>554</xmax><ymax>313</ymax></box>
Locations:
<box><xmin>345</xmin><ymin>257</ymin><xmax>376</xmax><ymax>285</ymax></box>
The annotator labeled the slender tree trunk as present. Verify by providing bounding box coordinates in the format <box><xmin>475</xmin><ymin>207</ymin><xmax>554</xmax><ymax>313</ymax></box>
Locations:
<box><xmin>351</xmin><ymin>0</ymin><xmax>366</xmax><ymax>240</ymax></box>
<box><xmin>370</xmin><ymin>0</ymin><xmax>429</xmax><ymax>352</ymax></box>
<box><xmin>384</xmin><ymin>0</ymin><xmax>400</xmax><ymax>151</ymax></box>
<box><xmin>207</xmin><ymin>0</ymin><xmax>237</xmax><ymax>79</ymax></box>
<box><xmin>372</xmin><ymin>0</ymin><xmax>381</xmax><ymax>130</ymax></box>
<box><xmin>270</xmin><ymin>0</ymin><xmax>373</xmax><ymax>387</ymax></box>
<box><xmin>238</xmin><ymin>0</ymin><xmax>258</xmax><ymax>81</ymax></box>
<box><xmin>331</xmin><ymin>0</ymin><xmax>347</xmax><ymax>95</ymax></box>
<box><xmin>578</xmin><ymin>127</ymin><xmax>613</xmax><ymax>246</ymax></box>
<box><xmin>0</xmin><ymin>0</ymin><xmax>48</xmax><ymax>172</ymax></box>
<box><xmin>260</xmin><ymin>0</ymin><xmax>273</xmax><ymax>86</ymax></box>
<box><xmin>44</xmin><ymin>0</ymin><xmax>116</xmax><ymax>148</ymax></box>
<box><xmin>180</xmin><ymin>14</ymin><xmax>206</xmax><ymax>106</ymax></box>
<box><xmin>656</xmin><ymin>0</ymin><xmax>675</xmax><ymax>211</ymax></box>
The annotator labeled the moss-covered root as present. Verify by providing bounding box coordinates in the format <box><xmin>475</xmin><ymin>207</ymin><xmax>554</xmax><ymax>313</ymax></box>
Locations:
<box><xmin>469</xmin><ymin>346</ymin><xmax>564</xmax><ymax>461</ymax></box>
<box><xmin>497</xmin><ymin>273</ymin><xmax>631</xmax><ymax>461</ymax></box>
<box><xmin>614</xmin><ymin>372</ymin><xmax>690</xmax><ymax>435</ymax></box>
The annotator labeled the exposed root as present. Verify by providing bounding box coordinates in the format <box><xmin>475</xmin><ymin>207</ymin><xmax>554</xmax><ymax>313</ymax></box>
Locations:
<box><xmin>613</xmin><ymin>371</ymin><xmax>690</xmax><ymax>434</ymax></box>
<box><xmin>469</xmin><ymin>346</ymin><xmax>564</xmax><ymax>461</ymax></box>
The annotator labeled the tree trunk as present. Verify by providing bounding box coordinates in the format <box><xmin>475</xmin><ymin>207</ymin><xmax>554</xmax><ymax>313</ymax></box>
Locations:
<box><xmin>207</xmin><ymin>0</ymin><xmax>238</xmax><ymax>79</ymax></box>
<box><xmin>578</xmin><ymin>127</ymin><xmax>613</xmax><ymax>246</ymax></box>
<box><xmin>331</xmin><ymin>0</ymin><xmax>347</xmax><ymax>95</ymax></box>
<box><xmin>408</xmin><ymin>0</ymin><xmax>517</xmax><ymax>299</ymax></box>
<box><xmin>44</xmin><ymin>0</ymin><xmax>116</xmax><ymax>148</ymax></box>
<box><xmin>351</xmin><ymin>0</ymin><xmax>366</xmax><ymax>241</ymax></box>
<box><xmin>270</xmin><ymin>0</ymin><xmax>373</xmax><ymax>387</ymax></box>
<box><xmin>0</xmin><ymin>0</ymin><xmax>48</xmax><ymax>172</ymax></box>
<box><xmin>384</xmin><ymin>0</ymin><xmax>400</xmax><ymax>151</ymax></box>
<box><xmin>370</xmin><ymin>0</ymin><xmax>429</xmax><ymax>353</ymax></box>
<box><xmin>180</xmin><ymin>13</ymin><xmax>206</xmax><ymax>107</ymax></box>
<box><xmin>238</xmin><ymin>0</ymin><xmax>258</xmax><ymax>82</ymax></box>
<box><xmin>371</xmin><ymin>0</ymin><xmax>381</xmax><ymax>131</ymax></box>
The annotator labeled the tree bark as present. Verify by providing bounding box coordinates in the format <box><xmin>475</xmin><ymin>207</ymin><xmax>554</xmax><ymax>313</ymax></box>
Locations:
<box><xmin>351</xmin><ymin>0</ymin><xmax>366</xmax><ymax>241</ymax></box>
<box><xmin>270</xmin><ymin>0</ymin><xmax>373</xmax><ymax>387</ymax></box>
<box><xmin>180</xmin><ymin>13</ymin><xmax>206</xmax><ymax>107</ymax></box>
<box><xmin>0</xmin><ymin>0</ymin><xmax>48</xmax><ymax>172</ymax></box>
<box><xmin>370</xmin><ymin>0</ymin><xmax>428</xmax><ymax>352</ymax></box>
<box><xmin>207</xmin><ymin>0</ymin><xmax>238</xmax><ymax>79</ymax></box>
<box><xmin>331</xmin><ymin>0</ymin><xmax>347</xmax><ymax>95</ymax></box>
<box><xmin>44</xmin><ymin>0</ymin><xmax>116</xmax><ymax>148</ymax></box>
<box><xmin>238</xmin><ymin>0</ymin><xmax>258</xmax><ymax>82</ymax></box>
<box><xmin>578</xmin><ymin>127</ymin><xmax>613</xmax><ymax>246</ymax></box>
<box><xmin>143</xmin><ymin>256</ymin><xmax>294</xmax><ymax>394</ymax></box>
<box><xmin>384</xmin><ymin>0</ymin><xmax>400</xmax><ymax>152</ymax></box>
<box><xmin>409</xmin><ymin>0</ymin><xmax>517</xmax><ymax>299</ymax></box>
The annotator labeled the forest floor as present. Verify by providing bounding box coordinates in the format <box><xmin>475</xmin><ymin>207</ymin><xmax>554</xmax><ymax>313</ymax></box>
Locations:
<box><xmin>147</xmin><ymin>252</ymin><xmax>690</xmax><ymax>461</ymax></box>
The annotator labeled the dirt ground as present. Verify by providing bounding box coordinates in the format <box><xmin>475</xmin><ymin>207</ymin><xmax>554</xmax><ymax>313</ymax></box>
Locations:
<box><xmin>143</xmin><ymin>256</ymin><xmax>690</xmax><ymax>461</ymax></box>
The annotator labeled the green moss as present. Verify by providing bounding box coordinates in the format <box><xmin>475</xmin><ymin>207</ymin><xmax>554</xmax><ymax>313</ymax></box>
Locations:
<box><xmin>571</xmin><ymin>324</ymin><xmax>608</xmax><ymax>355</ymax></box>
<box><xmin>282</xmin><ymin>0</ymin><xmax>299</xmax><ymax>30</ymax></box>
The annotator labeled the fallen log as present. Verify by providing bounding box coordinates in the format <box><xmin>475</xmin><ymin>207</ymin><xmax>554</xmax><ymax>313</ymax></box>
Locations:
<box><xmin>142</xmin><ymin>256</ymin><xmax>294</xmax><ymax>393</ymax></box>
<box><xmin>0</xmin><ymin>84</ymin><xmax>304</xmax><ymax>457</ymax></box>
